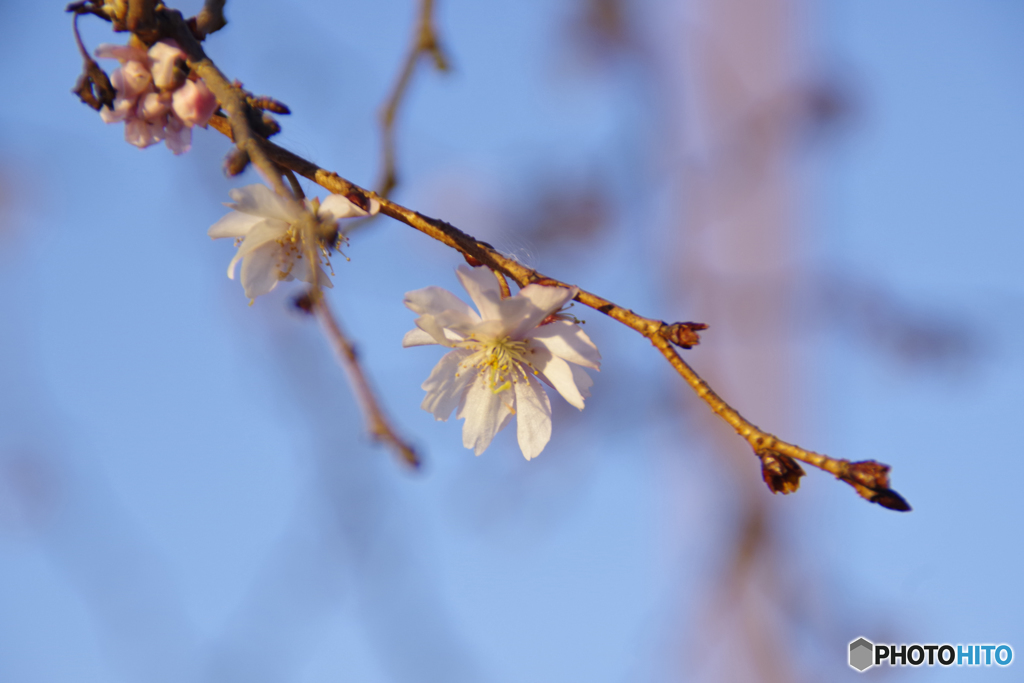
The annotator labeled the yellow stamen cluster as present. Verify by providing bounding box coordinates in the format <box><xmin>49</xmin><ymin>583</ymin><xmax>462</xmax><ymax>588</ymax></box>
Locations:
<box><xmin>461</xmin><ymin>336</ymin><xmax>533</xmax><ymax>394</ymax></box>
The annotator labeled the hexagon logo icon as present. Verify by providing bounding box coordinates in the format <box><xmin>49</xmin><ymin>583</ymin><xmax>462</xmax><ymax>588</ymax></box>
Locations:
<box><xmin>849</xmin><ymin>637</ymin><xmax>874</xmax><ymax>671</ymax></box>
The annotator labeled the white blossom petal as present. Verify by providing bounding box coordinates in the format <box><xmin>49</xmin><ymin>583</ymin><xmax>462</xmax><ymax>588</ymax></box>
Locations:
<box><xmin>401</xmin><ymin>286</ymin><xmax>477</xmax><ymax>323</ymax></box>
<box><xmin>507</xmin><ymin>284</ymin><xmax>576</xmax><ymax>339</ymax></box>
<box><xmin>208</xmin><ymin>210</ymin><xmax>263</xmax><ymax>239</ymax></box>
<box><xmin>525</xmin><ymin>320</ymin><xmax>601</xmax><ymax>370</ymax></box>
<box><xmin>412</xmin><ymin>315</ymin><xmax>455</xmax><ymax>346</ymax></box>
<box><xmin>228</xmin><ymin>184</ymin><xmax>302</xmax><ymax>223</ymax></box>
<box><xmin>318</xmin><ymin>194</ymin><xmax>372</xmax><ymax>222</ymax></box>
<box><xmin>421</xmin><ymin>349</ymin><xmax>475</xmax><ymax>420</ymax></box>
<box><xmin>456</xmin><ymin>265</ymin><xmax>503</xmax><ymax>321</ymax></box>
<box><xmin>402</xmin><ymin>327</ymin><xmax>439</xmax><ymax>347</ymax></box>
<box><xmin>226</xmin><ymin>219</ymin><xmax>284</xmax><ymax>278</ymax></box>
<box><xmin>529</xmin><ymin>343</ymin><xmax>587</xmax><ymax>410</ymax></box>
<box><xmin>571</xmin><ymin>365</ymin><xmax>593</xmax><ymax>400</ymax></box>
<box><xmin>458</xmin><ymin>374</ymin><xmax>513</xmax><ymax>455</ymax></box>
<box><xmin>514</xmin><ymin>374</ymin><xmax>552</xmax><ymax>460</ymax></box>
<box><xmin>239</xmin><ymin>242</ymin><xmax>283</xmax><ymax>298</ymax></box>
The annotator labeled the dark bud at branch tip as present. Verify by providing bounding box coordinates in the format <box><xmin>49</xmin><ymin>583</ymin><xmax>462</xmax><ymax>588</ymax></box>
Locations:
<box><xmin>758</xmin><ymin>450</ymin><xmax>805</xmax><ymax>495</ymax></box>
<box><xmin>663</xmin><ymin>321</ymin><xmax>709</xmax><ymax>349</ymax></box>
<box><xmin>841</xmin><ymin>460</ymin><xmax>912</xmax><ymax>512</ymax></box>
<box><xmin>872</xmin><ymin>489</ymin><xmax>912</xmax><ymax>512</ymax></box>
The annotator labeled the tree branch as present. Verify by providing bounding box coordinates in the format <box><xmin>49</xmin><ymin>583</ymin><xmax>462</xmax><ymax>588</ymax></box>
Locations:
<box><xmin>205</xmin><ymin>114</ymin><xmax>909</xmax><ymax>510</ymax></box>
<box><xmin>191</xmin><ymin>0</ymin><xmax>227</xmax><ymax>40</ymax></box>
<box><xmin>310</xmin><ymin>297</ymin><xmax>420</xmax><ymax>468</ymax></box>
<box><xmin>158</xmin><ymin>8</ymin><xmax>289</xmax><ymax>198</ymax></box>
<box><xmin>376</xmin><ymin>0</ymin><xmax>449</xmax><ymax>199</ymax></box>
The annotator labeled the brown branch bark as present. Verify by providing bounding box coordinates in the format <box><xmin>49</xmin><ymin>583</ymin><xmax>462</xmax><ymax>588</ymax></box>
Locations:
<box><xmin>192</xmin><ymin>0</ymin><xmax>227</xmax><ymax>40</ymax></box>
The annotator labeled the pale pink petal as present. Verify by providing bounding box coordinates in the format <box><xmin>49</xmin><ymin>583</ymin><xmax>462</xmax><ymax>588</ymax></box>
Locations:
<box><xmin>420</xmin><ymin>349</ymin><xmax>475</xmax><ymax>420</ymax></box>
<box><xmin>528</xmin><ymin>343</ymin><xmax>586</xmax><ymax>410</ymax></box>
<box><xmin>318</xmin><ymin>194</ymin><xmax>371</xmax><ymax>222</ymax></box>
<box><xmin>208</xmin><ymin>211</ymin><xmax>263</xmax><ymax>239</ymax></box>
<box><xmin>507</xmin><ymin>284</ymin><xmax>576</xmax><ymax>339</ymax></box>
<box><xmin>95</xmin><ymin>43</ymin><xmax>148</xmax><ymax>64</ymax></box>
<box><xmin>99</xmin><ymin>96</ymin><xmax>133</xmax><ymax>123</ymax></box>
<box><xmin>138</xmin><ymin>91</ymin><xmax>170</xmax><ymax>120</ymax></box>
<box><xmin>172</xmin><ymin>79</ymin><xmax>218</xmax><ymax>127</ymax></box>
<box><xmin>525</xmin><ymin>320</ymin><xmax>601</xmax><ymax>370</ymax></box>
<box><xmin>227</xmin><ymin>184</ymin><xmax>302</xmax><ymax>223</ymax></box>
<box><xmin>514</xmin><ymin>374</ymin><xmax>552</xmax><ymax>460</ymax></box>
<box><xmin>148</xmin><ymin>40</ymin><xmax>185</xmax><ymax>90</ymax></box>
<box><xmin>163</xmin><ymin>115</ymin><xmax>191</xmax><ymax>155</ymax></box>
<box><xmin>456</xmin><ymin>265</ymin><xmax>503</xmax><ymax>321</ymax></box>
<box><xmin>124</xmin><ymin>117</ymin><xmax>160</xmax><ymax>148</ymax></box>
<box><xmin>457</xmin><ymin>375</ymin><xmax>513</xmax><ymax>455</ymax></box>
<box><xmin>118</xmin><ymin>60</ymin><xmax>152</xmax><ymax>99</ymax></box>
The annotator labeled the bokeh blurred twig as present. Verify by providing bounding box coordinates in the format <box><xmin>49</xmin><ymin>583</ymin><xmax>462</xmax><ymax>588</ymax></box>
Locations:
<box><xmin>376</xmin><ymin>0</ymin><xmax>449</xmax><ymax>199</ymax></box>
<box><xmin>306</xmin><ymin>295</ymin><xmax>420</xmax><ymax>468</ymax></box>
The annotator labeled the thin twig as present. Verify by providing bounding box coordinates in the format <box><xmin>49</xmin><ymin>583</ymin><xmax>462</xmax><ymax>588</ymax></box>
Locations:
<box><xmin>204</xmin><ymin>114</ymin><xmax>909</xmax><ymax>510</ymax></box>
<box><xmin>313</xmin><ymin>299</ymin><xmax>420</xmax><ymax>468</ymax></box>
<box><xmin>158</xmin><ymin>8</ymin><xmax>290</xmax><ymax>198</ymax></box>
<box><xmin>282</xmin><ymin>167</ymin><xmax>305</xmax><ymax>199</ymax></box>
<box><xmin>376</xmin><ymin>0</ymin><xmax>449</xmax><ymax>199</ymax></box>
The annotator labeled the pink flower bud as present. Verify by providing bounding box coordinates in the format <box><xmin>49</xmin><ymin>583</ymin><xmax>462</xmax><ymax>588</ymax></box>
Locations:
<box><xmin>111</xmin><ymin>61</ymin><xmax>152</xmax><ymax>100</ymax></box>
<box><xmin>148</xmin><ymin>40</ymin><xmax>187</xmax><ymax>91</ymax></box>
<box><xmin>172</xmin><ymin>79</ymin><xmax>219</xmax><ymax>127</ymax></box>
<box><xmin>124</xmin><ymin>117</ymin><xmax>163</xmax><ymax>149</ymax></box>
<box><xmin>99</xmin><ymin>96</ymin><xmax>134</xmax><ymax>124</ymax></box>
<box><xmin>163</xmin><ymin>115</ymin><xmax>192</xmax><ymax>155</ymax></box>
<box><xmin>138</xmin><ymin>91</ymin><xmax>171</xmax><ymax>121</ymax></box>
<box><xmin>94</xmin><ymin>43</ymin><xmax>148</xmax><ymax>64</ymax></box>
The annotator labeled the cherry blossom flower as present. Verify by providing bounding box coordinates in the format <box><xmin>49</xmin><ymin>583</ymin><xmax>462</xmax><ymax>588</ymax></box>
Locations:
<box><xmin>208</xmin><ymin>184</ymin><xmax>379</xmax><ymax>300</ymax></box>
<box><xmin>403</xmin><ymin>266</ymin><xmax>601</xmax><ymax>460</ymax></box>
<box><xmin>95</xmin><ymin>40</ymin><xmax>218</xmax><ymax>154</ymax></box>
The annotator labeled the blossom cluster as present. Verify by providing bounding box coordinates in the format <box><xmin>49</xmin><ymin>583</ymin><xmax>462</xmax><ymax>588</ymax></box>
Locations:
<box><xmin>95</xmin><ymin>40</ymin><xmax>218</xmax><ymax>154</ymax></box>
